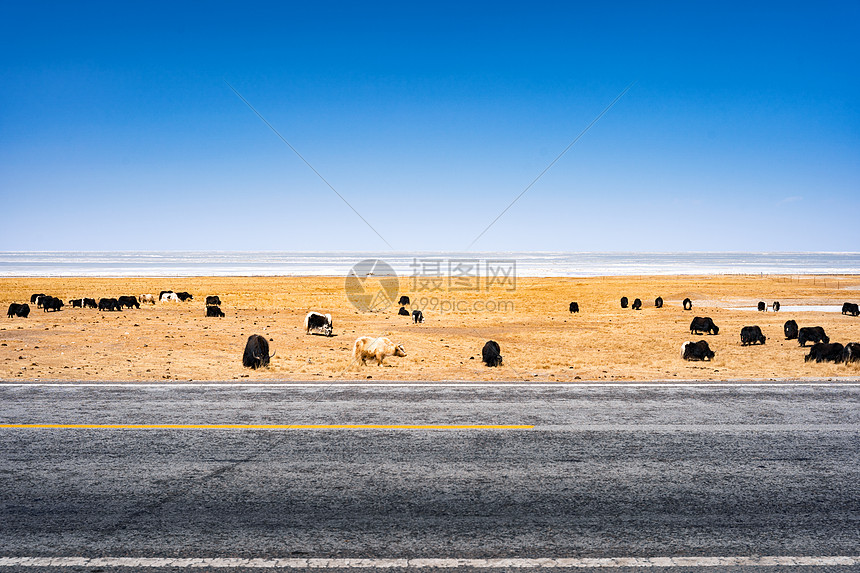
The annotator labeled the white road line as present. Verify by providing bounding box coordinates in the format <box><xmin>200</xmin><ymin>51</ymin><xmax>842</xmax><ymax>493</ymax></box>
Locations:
<box><xmin>2</xmin><ymin>382</ymin><xmax>860</xmax><ymax>388</ymax></box>
<box><xmin>534</xmin><ymin>423</ymin><xmax>860</xmax><ymax>432</ymax></box>
<box><xmin>0</xmin><ymin>555</ymin><xmax>858</xmax><ymax>568</ymax></box>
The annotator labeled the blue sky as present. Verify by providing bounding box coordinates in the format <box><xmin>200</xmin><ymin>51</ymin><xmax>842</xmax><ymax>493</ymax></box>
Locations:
<box><xmin>1</xmin><ymin>2</ymin><xmax>858</xmax><ymax>252</ymax></box>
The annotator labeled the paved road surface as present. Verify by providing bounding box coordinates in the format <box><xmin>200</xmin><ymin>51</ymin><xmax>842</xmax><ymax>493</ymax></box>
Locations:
<box><xmin>0</xmin><ymin>382</ymin><xmax>858</xmax><ymax>571</ymax></box>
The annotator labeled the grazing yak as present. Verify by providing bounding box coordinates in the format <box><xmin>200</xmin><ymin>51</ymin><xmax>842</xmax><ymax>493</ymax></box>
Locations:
<box><xmin>83</xmin><ymin>298</ymin><xmax>97</xmax><ymax>308</ymax></box>
<box><xmin>682</xmin><ymin>340</ymin><xmax>714</xmax><ymax>361</ymax></box>
<box><xmin>798</xmin><ymin>326</ymin><xmax>829</xmax><ymax>347</ymax></box>
<box><xmin>242</xmin><ymin>334</ymin><xmax>274</xmax><ymax>369</ymax></box>
<box><xmin>842</xmin><ymin>302</ymin><xmax>860</xmax><ymax>317</ymax></box>
<box><xmin>69</xmin><ymin>298</ymin><xmax>83</xmax><ymax>308</ymax></box>
<box><xmin>35</xmin><ymin>295</ymin><xmax>51</xmax><ymax>308</ymax></box>
<box><xmin>757</xmin><ymin>301</ymin><xmax>766</xmax><ymax>312</ymax></box>
<box><xmin>690</xmin><ymin>316</ymin><xmax>719</xmax><ymax>335</ymax></box>
<box><xmin>117</xmin><ymin>296</ymin><xmax>140</xmax><ymax>309</ymax></box>
<box><xmin>7</xmin><ymin>303</ymin><xmax>30</xmax><ymax>318</ymax></box>
<box><xmin>620</xmin><ymin>297</ymin><xmax>629</xmax><ymax>309</ymax></box>
<box><xmin>98</xmin><ymin>298</ymin><xmax>122</xmax><ymax>312</ymax></box>
<box><xmin>398</xmin><ymin>306</ymin><xmax>410</xmax><ymax>316</ymax></box>
<box><xmin>740</xmin><ymin>325</ymin><xmax>766</xmax><ymax>346</ymax></box>
<box><xmin>805</xmin><ymin>342</ymin><xmax>845</xmax><ymax>363</ymax></box>
<box><xmin>412</xmin><ymin>309</ymin><xmax>424</xmax><ymax>323</ymax></box>
<box><xmin>304</xmin><ymin>311</ymin><xmax>333</xmax><ymax>336</ymax></box>
<box><xmin>205</xmin><ymin>295</ymin><xmax>222</xmax><ymax>306</ymax></box>
<box><xmin>569</xmin><ymin>301</ymin><xmax>579</xmax><ymax>313</ymax></box>
<box><xmin>138</xmin><ymin>294</ymin><xmax>156</xmax><ymax>305</ymax></box>
<box><xmin>773</xmin><ymin>301</ymin><xmax>780</xmax><ymax>312</ymax></box>
<box><xmin>482</xmin><ymin>340</ymin><xmax>503</xmax><ymax>367</ymax></box>
<box><xmin>206</xmin><ymin>305</ymin><xmax>225</xmax><ymax>318</ymax></box>
<box><xmin>683</xmin><ymin>298</ymin><xmax>693</xmax><ymax>310</ymax></box>
<box><xmin>784</xmin><ymin>320</ymin><xmax>799</xmax><ymax>340</ymax></box>
<box><xmin>176</xmin><ymin>292</ymin><xmax>193</xmax><ymax>302</ymax></box>
<box><xmin>843</xmin><ymin>343</ymin><xmax>860</xmax><ymax>363</ymax></box>
<box><xmin>352</xmin><ymin>336</ymin><xmax>406</xmax><ymax>366</ymax></box>
<box><xmin>41</xmin><ymin>296</ymin><xmax>64</xmax><ymax>312</ymax></box>
<box><xmin>30</xmin><ymin>293</ymin><xmax>46</xmax><ymax>304</ymax></box>
<box><xmin>631</xmin><ymin>298</ymin><xmax>642</xmax><ymax>310</ymax></box>
<box><xmin>655</xmin><ymin>297</ymin><xmax>663</xmax><ymax>308</ymax></box>
<box><xmin>398</xmin><ymin>295</ymin><xmax>411</xmax><ymax>306</ymax></box>
<box><xmin>160</xmin><ymin>292</ymin><xmax>179</xmax><ymax>302</ymax></box>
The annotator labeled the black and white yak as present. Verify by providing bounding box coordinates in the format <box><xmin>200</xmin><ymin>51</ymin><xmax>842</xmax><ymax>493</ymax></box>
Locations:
<box><xmin>304</xmin><ymin>311</ymin><xmax>333</xmax><ymax>336</ymax></box>
<box><xmin>681</xmin><ymin>340</ymin><xmax>714</xmax><ymax>361</ymax></box>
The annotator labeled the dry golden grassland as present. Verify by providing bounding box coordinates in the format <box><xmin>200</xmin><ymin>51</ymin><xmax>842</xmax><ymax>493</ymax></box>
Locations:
<box><xmin>1</xmin><ymin>275</ymin><xmax>859</xmax><ymax>382</ymax></box>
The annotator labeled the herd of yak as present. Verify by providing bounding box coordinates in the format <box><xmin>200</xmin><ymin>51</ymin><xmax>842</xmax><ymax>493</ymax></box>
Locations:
<box><xmin>6</xmin><ymin>291</ymin><xmax>222</xmax><ymax>317</ymax></box>
<box><xmin>5</xmin><ymin>291</ymin><xmax>860</xmax><ymax>373</ymax></box>
<box><xmin>579</xmin><ymin>295</ymin><xmax>859</xmax><ymax>366</ymax></box>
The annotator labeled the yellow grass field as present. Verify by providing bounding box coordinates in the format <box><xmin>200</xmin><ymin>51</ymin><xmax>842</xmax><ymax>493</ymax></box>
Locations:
<box><xmin>2</xmin><ymin>275</ymin><xmax>859</xmax><ymax>382</ymax></box>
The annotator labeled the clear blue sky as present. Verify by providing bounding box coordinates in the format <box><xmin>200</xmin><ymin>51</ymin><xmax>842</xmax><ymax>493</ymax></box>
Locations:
<box><xmin>2</xmin><ymin>2</ymin><xmax>858</xmax><ymax>252</ymax></box>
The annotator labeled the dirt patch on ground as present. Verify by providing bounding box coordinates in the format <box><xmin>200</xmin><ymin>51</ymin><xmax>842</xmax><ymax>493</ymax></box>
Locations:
<box><xmin>2</xmin><ymin>275</ymin><xmax>859</xmax><ymax>382</ymax></box>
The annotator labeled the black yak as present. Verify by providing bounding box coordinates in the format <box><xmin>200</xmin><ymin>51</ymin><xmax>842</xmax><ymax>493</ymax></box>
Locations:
<box><xmin>117</xmin><ymin>296</ymin><xmax>140</xmax><ymax>309</ymax></box>
<box><xmin>740</xmin><ymin>325</ymin><xmax>766</xmax><ymax>346</ymax></box>
<box><xmin>98</xmin><ymin>298</ymin><xmax>122</xmax><ymax>312</ymax></box>
<box><xmin>690</xmin><ymin>316</ymin><xmax>719</xmax><ymax>335</ymax></box>
<box><xmin>784</xmin><ymin>320</ymin><xmax>799</xmax><ymax>340</ymax></box>
<box><xmin>798</xmin><ymin>326</ymin><xmax>828</xmax><ymax>347</ymax></box>
<box><xmin>243</xmin><ymin>334</ymin><xmax>274</xmax><ymax>369</ymax></box>
<box><xmin>7</xmin><ymin>303</ymin><xmax>30</xmax><ymax>318</ymax></box>
<box><xmin>482</xmin><ymin>340</ymin><xmax>503</xmax><ymax>367</ymax></box>
<box><xmin>805</xmin><ymin>343</ymin><xmax>844</xmax><ymax>363</ymax></box>
<box><xmin>206</xmin><ymin>305</ymin><xmax>225</xmax><ymax>317</ymax></box>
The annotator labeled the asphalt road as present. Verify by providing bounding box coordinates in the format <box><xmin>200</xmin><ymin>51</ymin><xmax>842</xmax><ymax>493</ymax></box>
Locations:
<box><xmin>0</xmin><ymin>382</ymin><xmax>858</xmax><ymax>571</ymax></box>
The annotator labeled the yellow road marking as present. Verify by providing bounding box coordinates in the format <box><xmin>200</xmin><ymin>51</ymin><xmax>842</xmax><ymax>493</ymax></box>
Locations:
<box><xmin>0</xmin><ymin>423</ymin><xmax>533</xmax><ymax>430</ymax></box>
